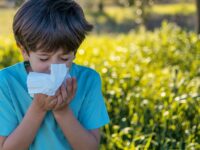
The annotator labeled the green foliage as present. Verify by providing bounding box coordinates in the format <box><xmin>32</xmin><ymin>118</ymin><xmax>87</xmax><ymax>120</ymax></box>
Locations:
<box><xmin>152</xmin><ymin>3</ymin><xmax>196</xmax><ymax>15</ymax></box>
<box><xmin>0</xmin><ymin>22</ymin><xmax>200</xmax><ymax>149</ymax></box>
<box><xmin>0</xmin><ymin>36</ymin><xmax>22</xmax><ymax>68</ymax></box>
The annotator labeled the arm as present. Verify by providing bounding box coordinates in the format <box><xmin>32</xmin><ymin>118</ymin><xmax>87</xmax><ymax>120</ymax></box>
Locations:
<box><xmin>52</xmin><ymin>77</ymin><xmax>107</xmax><ymax>150</ymax></box>
<box><xmin>0</xmin><ymin>136</ymin><xmax>6</xmax><ymax>150</ymax></box>
<box><xmin>0</xmin><ymin>94</ymin><xmax>58</xmax><ymax>150</ymax></box>
<box><xmin>0</xmin><ymin>103</ymin><xmax>46</xmax><ymax>150</ymax></box>
<box><xmin>54</xmin><ymin>108</ymin><xmax>100</xmax><ymax>150</ymax></box>
<box><xmin>52</xmin><ymin>78</ymin><xmax>100</xmax><ymax>150</ymax></box>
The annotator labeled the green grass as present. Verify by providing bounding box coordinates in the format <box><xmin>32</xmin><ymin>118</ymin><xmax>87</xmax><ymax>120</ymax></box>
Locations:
<box><xmin>152</xmin><ymin>3</ymin><xmax>196</xmax><ymax>15</ymax></box>
<box><xmin>0</xmin><ymin>22</ymin><xmax>200</xmax><ymax>149</ymax></box>
<box><xmin>104</xmin><ymin>6</ymin><xmax>135</xmax><ymax>23</ymax></box>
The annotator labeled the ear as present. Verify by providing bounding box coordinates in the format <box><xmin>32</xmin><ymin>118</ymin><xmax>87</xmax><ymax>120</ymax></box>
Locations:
<box><xmin>20</xmin><ymin>49</ymin><xmax>30</xmax><ymax>61</ymax></box>
<box><xmin>17</xmin><ymin>44</ymin><xmax>29</xmax><ymax>61</ymax></box>
<box><xmin>16</xmin><ymin>43</ymin><xmax>29</xmax><ymax>61</ymax></box>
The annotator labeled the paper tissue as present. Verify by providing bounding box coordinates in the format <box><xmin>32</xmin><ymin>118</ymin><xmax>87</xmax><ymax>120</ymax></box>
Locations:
<box><xmin>27</xmin><ymin>64</ymin><xmax>71</xmax><ymax>97</ymax></box>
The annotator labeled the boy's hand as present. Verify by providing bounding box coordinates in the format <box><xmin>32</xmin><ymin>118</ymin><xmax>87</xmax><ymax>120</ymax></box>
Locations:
<box><xmin>32</xmin><ymin>94</ymin><xmax>58</xmax><ymax>113</ymax></box>
<box><xmin>53</xmin><ymin>78</ymin><xmax>77</xmax><ymax>115</ymax></box>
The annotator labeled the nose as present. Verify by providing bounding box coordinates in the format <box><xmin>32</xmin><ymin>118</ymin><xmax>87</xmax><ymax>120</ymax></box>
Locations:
<box><xmin>51</xmin><ymin>58</ymin><xmax>61</xmax><ymax>64</ymax></box>
<box><xmin>46</xmin><ymin>58</ymin><xmax>64</xmax><ymax>73</ymax></box>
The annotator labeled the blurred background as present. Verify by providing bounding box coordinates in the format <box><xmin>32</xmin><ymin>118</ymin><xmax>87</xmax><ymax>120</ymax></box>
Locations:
<box><xmin>0</xmin><ymin>0</ymin><xmax>200</xmax><ymax>149</ymax></box>
<box><xmin>1</xmin><ymin>0</ymin><xmax>200</xmax><ymax>34</ymax></box>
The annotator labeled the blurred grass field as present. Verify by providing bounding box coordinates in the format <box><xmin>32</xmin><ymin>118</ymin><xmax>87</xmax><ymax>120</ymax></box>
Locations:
<box><xmin>0</xmin><ymin>8</ymin><xmax>16</xmax><ymax>35</ymax></box>
<box><xmin>0</xmin><ymin>3</ymin><xmax>196</xmax><ymax>35</ymax></box>
<box><xmin>0</xmin><ymin>22</ymin><xmax>200</xmax><ymax>149</ymax></box>
<box><xmin>152</xmin><ymin>3</ymin><xmax>195</xmax><ymax>15</ymax></box>
<box><xmin>0</xmin><ymin>2</ymin><xmax>199</xmax><ymax>149</ymax></box>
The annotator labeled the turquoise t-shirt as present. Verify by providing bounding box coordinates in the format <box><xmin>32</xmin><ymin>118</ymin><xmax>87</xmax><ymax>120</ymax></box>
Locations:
<box><xmin>0</xmin><ymin>62</ymin><xmax>110</xmax><ymax>150</ymax></box>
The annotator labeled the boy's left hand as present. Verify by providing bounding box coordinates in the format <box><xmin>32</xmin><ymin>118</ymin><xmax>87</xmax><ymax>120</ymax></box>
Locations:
<box><xmin>52</xmin><ymin>77</ymin><xmax>77</xmax><ymax>115</ymax></box>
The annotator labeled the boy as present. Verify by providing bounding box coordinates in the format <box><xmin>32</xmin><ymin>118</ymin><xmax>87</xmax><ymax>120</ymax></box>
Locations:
<box><xmin>0</xmin><ymin>0</ymin><xmax>110</xmax><ymax>149</ymax></box>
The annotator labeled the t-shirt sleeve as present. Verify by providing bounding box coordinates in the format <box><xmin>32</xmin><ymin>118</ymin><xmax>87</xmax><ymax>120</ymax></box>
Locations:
<box><xmin>0</xmin><ymin>78</ymin><xmax>18</xmax><ymax>136</ymax></box>
<box><xmin>78</xmin><ymin>72</ymin><xmax>110</xmax><ymax>130</ymax></box>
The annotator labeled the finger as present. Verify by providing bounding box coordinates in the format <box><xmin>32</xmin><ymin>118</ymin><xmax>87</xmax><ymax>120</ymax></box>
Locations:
<box><xmin>52</xmin><ymin>96</ymin><xmax>61</xmax><ymax>110</ymax></box>
<box><xmin>61</xmin><ymin>84</ymin><xmax>68</xmax><ymax>102</ymax></box>
<box><xmin>57</xmin><ymin>93</ymin><xmax>63</xmax><ymax>105</ymax></box>
<box><xmin>55</xmin><ymin>88</ymin><xmax>61</xmax><ymax>97</ymax></box>
<box><xmin>54</xmin><ymin>103</ymin><xmax>66</xmax><ymax>111</ymax></box>
<box><xmin>66</xmin><ymin>78</ymin><xmax>73</xmax><ymax>95</ymax></box>
<box><xmin>72</xmin><ymin>77</ymin><xmax>77</xmax><ymax>98</ymax></box>
<box><xmin>45</xmin><ymin>97</ymin><xmax>56</xmax><ymax>110</ymax></box>
<box><xmin>46</xmin><ymin>95</ymin><xmax>57</xmax><ymax>102</ymax></box>
<box><xmin>34</xmin><ymin>93</ymin><xmax>46</xmax><ymax>100</ymax></box>
<box><xmin>47</xmin><ymin>99</ymin><xmax>57</xmax><ymax>109</ymax></box>
<box><xmin>46</xmin><ymin>87</ymin><xmax>61</xmax><ymax>101</ymax></box>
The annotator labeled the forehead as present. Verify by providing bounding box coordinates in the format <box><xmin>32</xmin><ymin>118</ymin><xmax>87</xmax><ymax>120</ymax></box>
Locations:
<box><xmin>35</xmin><ymin>48</ymin><xmax>74</xmax><ymax>55</ymax></box>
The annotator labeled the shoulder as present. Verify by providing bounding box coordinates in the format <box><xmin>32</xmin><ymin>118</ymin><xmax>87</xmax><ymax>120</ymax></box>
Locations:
<box><xmin>72</xmin><ymin>63</ymin><xmax>101</xmax><ymax>81</ymax></box>
<box><xmin>0</xmin><ymin>67</ymin><xmax>11</xmax><ymax>96</ymax></box>
<box><xmin>0</xmin><ymin>64</ymin><xmax>15</xmax><ymax>79</ymax></box>
<box><xmin>0</xmin><ymin>63</ymin><xmax>22</xmax><ymax>86</ymax></box>
<box><xmin>0</xmin><ymin>67</ymin><xmax>11</xmax><ymax>83</ymax></box>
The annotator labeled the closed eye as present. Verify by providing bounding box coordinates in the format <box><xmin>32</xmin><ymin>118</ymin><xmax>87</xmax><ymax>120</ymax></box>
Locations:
<box><xmin>40</xmin><ymin>58</ymin><xmax>49</xmax><ymax>62</ymax></box>
<box><xmin>61</xmin><ymin>58</ymin><xmax>69</xmax><ymax>61</ymax></box>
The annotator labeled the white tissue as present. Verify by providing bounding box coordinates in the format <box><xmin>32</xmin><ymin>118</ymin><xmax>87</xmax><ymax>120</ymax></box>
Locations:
<box><xmin>27</xmin><ymin>64</ymin><xmax>71</xmax><ymax>97</ymax></box>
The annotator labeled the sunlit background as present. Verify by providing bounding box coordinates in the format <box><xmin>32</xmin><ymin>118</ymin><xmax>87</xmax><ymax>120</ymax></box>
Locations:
<box><xmin>0</xmin><ymin>0</ymin><xmax>200</xmax><ymax>149</ymax></box>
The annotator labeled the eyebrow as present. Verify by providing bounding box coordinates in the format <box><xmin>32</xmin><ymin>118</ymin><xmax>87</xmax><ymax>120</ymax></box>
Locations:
<box><xmin>37</xmin><ymin>51</ymin><xmax>72</xmax><ymax>56</ymax></box>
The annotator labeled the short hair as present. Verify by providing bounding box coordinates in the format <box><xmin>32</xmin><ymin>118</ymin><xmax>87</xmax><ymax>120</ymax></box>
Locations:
<box><xmin>13</xmin><ymin>0</ymin><xmax>93</xmax><ymax>54</ymax></box>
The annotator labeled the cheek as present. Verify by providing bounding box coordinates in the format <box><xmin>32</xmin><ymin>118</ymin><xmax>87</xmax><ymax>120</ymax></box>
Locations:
<box><xmin>66</xmin><ymin>60</ymin><xmax>74</xmax><ymax>69</ymax></box>
<box><xmin>36</xmin><ymin>65</ymin><xmax>49</xmax><ymax>73</ymax></box>
<box><xmin>30</xmin><ymin>61</ymin><xmax>49</xmax><ymax>73</ymax></box>
<box><xmin>67</xmin><ymin>57</ymin><xmax>74</xmax><ymax>67</ymax></box>
<box><xmin>66</xmin><ymin>62</ymin><xmax>71</xmax><ymax>68</ymax></box>
<box><xmin>29</xmin><ymin>58</ymin><xmax>73</xmax><ymax>73</ymax></box>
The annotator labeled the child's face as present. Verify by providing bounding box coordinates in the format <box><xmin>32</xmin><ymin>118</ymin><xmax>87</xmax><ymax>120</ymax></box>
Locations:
<box><xmin>22</xmin><ymin>48</ymin><xmax>75</xmax><ymax>73</ymax></box>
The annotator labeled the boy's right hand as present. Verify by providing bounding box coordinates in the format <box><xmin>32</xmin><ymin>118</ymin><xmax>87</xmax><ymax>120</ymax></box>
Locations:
<box><xmin>32</xmin><ymin>94</ymin><xmax>58</xmax><ymax>112</ymax></box>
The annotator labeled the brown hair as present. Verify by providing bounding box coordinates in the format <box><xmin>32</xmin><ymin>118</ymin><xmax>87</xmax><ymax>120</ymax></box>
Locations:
<box><xmin>13</xmin><ymin>0</ymin><xmax>93</xmax><ymax>54</ymax></box>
